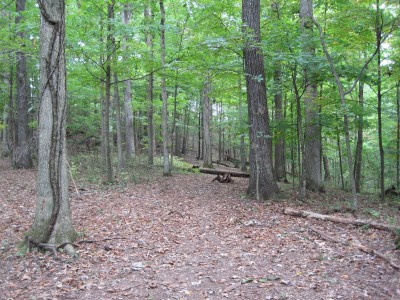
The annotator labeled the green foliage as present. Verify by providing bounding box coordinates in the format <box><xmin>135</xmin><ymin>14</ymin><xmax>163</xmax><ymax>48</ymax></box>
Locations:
<box><xmin>364</xmin><ymin>208</ymin><xmax>380</xmax><ymax>218</ymax></box>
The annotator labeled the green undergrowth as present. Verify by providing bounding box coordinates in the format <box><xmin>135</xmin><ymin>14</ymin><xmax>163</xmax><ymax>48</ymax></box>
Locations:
<box><xmin>68</xmin><ymin>153</ymin><xmax>193</xmax><ymax>188</ymax></box>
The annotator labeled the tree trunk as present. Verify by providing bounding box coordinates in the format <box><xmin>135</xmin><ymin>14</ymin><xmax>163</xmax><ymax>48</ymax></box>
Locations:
<box><xmin>14</xmin><ymin>0</ymin><xmax>32</xmax><ymax>169</ymax></box>
<box><xmin>160</xmin><ymin>0</ymin><xmax>170</xmax><ymax>176</ymax></box>
<box><xmin>27</xmin><ymin>0</ymin><xmax>76</xmax><ymax>252</ymax></box>
<box><xmin>311</xmin><ymin>14</ymin><xmax>358</xmax><ymax>209</ymax></box>
<box><xmin>376</xmin><ymin>0</ymin><xmax>384</xmax><ymax>200</ymax></box>
<box><xmin>2</xmin><ymin>74</ymin><xmax>11</xmax><ymax>157</ymax></box>
<box><xmin>273</xmin><ymin>55</ymin><xmax>286</xmax><ymax>181</ymax></box>
<box><xmin>197</xmin><ymin>99</ymin><xmax>202</xmax><ymax>160</ymax></box>
<box><xmin>300</xmin><ymin>0</ymin><xmax>323</xmax><ymax>192</ymax></box>
<box><xmin>336</xmin><ymin>127</ymin><xmax>345</xmax><ymax>190</ymax></box>
<box><xmin>113</xmin><ymin>73</ymin><xmax>124</xmax><ymax>170</ymax></box>
<box><xmin>397</xmin><ymin>80</ymin><xmax>400</xmax><ymax>190</ymax></box>
<box><xmin>202</xmin><ymin>76</ymin><xmax>213</xmax><ymax>168</ymax></box>
<box><xmin>238</xmin><ymin>76</ymin><xmax>247</xmax><ymax>172</ymax></box>
<box><xmin>144</xmin><ymin>3</ymin><xmax>154</xmax><ymax>166</ymax></box>
<box><xmin>354</xmin><ymin>79</ymin><xmax>364</xmax><ymax>193</ymax></box>
<box><xmin>103</xmin><ymin>1</ymin><xmax>114</xmax><ymax>182</ymax></box>
<box><xmin>323</xmin><ymin>154</ymin><xmax>331</xmax><ymax>181</ymax></box>
<box><xmin>122</xmin><ymin>3</ymin><xmax>135</xmax><ymax>160</ymax></box>
<box><xmin>292</xmin><ymin>65</ymin><xmax>305</xmax><ymax>196</ymax></box>
<box><xmin>242</xmin><ymin>0</ymin><xmax>278</xmax><ymax>200</ymax></box>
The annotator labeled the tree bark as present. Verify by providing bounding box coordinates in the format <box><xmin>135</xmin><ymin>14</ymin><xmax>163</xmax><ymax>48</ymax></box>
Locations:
<box><xmin>14</xmin><ymin>0</ymin><xmax>32</xmax><ymax>169</ymax></box>
<box><xmin>397</xmin><ymin>80</ymin><xmax>400</xmax><ymax>190</ymax></box>
<box><xmin>144</xmin><ymin>3</ymin><xmax>154</xmax><ymax>166</ymax></box>
<box><xmin>202</xmin><ymin>76</ymin><xmax>213</xmax><ymax>168</ymax></box>
<box><xmin>323</xmin><ymin>154</ymin><xmax>331</xmax><ymax>181</ymax></box>
<box><xmin>103</xmin><ymin>1</ymin><xmax>114</xmax><ymax>182</ymax></box>
<box><xmin>27</xmin><ymin>0</ymin><xmax>76</xmax><ymax>252</ymax></box>
<box><xmin>300</xmin><ymin>0</ymin><xmax>323</xmax><ymax>192</ymax></box>
<box><xmin>113</xmin><ymin>73</ymin><xmax>124</xmax><ymax>170</ymax></box>
<box><xmin>238</xmin><ymin>76</ymin><xmax>247</xmax><ymax>172</ymax></box>
<box><xmin>2</xmin><ymin>74</ymin><xmax>11</xmax><ymax>157</ymax></box>
<box><xmin>273</xmin><ymin>56</ymin><xmax>286</xmax><ymax>181</ymax></box>
<box><xmin>160</xmin><ymin>0</ymin><xmax>170</xmax><ymax>176</ymax></box>
<box><xmin>375</xmin><ymin>0</ymin><xmax>385</xmax><ymax>200</ymax></box>
<box><xmin>122</xmin><ymin>3</ymin><xmax>135</xmax><ymax>160</ymax></box>
<box><xmin>242</xmin><ymin>0</ymin><xmax>278</xmax><ymax>200</ymax></box>
<box><xmin>354</xmin><ymin>79</ymin><xmax>364</xmax><ymax>193</ymax></box>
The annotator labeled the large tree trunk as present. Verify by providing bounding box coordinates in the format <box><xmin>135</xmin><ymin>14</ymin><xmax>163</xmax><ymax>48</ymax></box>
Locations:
<box><xmin>271</xmin><ymin>1</ymin><xmax>285</xmax><ymax>181</ymax></box>
<box><xmin>300</xmin><ymin>0</ymin><xmax>323</xmax><ymax>192</ymax></box>
<box><xmin>14</xmin><ymin>0</ymin><xmax>32</xmax><ymax>169</ymax></box>
<box><xmin>122</xmin><ymin>4</ymin><xmax>135</xmax><ymax>160</ymax></box>
<box><xmin>242</xmin><ymin>0</ymin><xmax>278</xmax><ymax>200</ymax></box>
<box><xmin>27</xmin><ymin>0</ymin><xmax>76</xmax><ymax>252</ymax></box>
<box><xmin>160</xmin><ymin>0</ymin><xmax>170</xmax><ymax>176</ymax></box>
<box><xmin>202</xmin><ymin>76</ymin><xmax>213</xmax><ymax>169</ymax></box>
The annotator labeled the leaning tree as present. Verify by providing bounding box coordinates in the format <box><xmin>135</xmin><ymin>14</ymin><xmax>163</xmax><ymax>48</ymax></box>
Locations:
<box><xmin>24</xmin><ymin>0</ymin><xmax>76</xmax><ymax>256</ymax></box>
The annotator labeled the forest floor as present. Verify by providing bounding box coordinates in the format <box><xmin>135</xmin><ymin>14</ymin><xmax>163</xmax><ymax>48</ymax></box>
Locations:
<box><xmin>0</xmin><ymin>157</ymin><xmax>400</xmax><ymax>300</ymax></box>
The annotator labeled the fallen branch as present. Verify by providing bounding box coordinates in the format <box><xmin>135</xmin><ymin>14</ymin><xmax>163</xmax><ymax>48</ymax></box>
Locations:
<box><xmin>199</xmin><ymin>167</ymin><xmax>249</xmax><ymax>178</ymax></box>
<box><xmin>308</xmin><ymin>226</ymin><xmax>399</xmax><ymax>270</ymax></box>
<box><xmin>283</xmin><ymin>208</ymin><xmax>398</xmax><ymax>232</ymax></box>
<box><xmin>77</xmin><ymin>237</ymin><xmax>127</xmax><ymax>244</ymax></box>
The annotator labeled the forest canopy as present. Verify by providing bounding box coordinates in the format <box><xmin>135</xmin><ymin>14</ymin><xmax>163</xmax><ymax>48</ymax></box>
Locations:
<box><xmin>0</xmin><ymin>0</ymin><xmax>399</xmax><ymax>198</ymax></box>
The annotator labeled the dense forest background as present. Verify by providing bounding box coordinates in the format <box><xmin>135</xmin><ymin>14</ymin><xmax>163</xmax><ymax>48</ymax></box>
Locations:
<box><xmin>1</xmin><ymin>0</ymin><xmax>400</xmax><ymax>199</ymax></box>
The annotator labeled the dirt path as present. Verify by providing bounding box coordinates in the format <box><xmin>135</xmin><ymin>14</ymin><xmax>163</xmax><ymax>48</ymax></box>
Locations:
<box><xmin>0</xmin><ymin>159</ymin><xmax>399</xmax><ymax>299</ymax></box>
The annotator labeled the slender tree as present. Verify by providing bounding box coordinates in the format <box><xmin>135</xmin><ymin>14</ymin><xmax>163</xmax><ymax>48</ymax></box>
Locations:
<box><xmin>242</xmin><ymin>0</ymin><xmax>278</xmax><ymax>200</ymax></box>
<box><xmin>103</xmin><ymin>0</ymin><xmax>114</xmax><ymax>182</ymax></box>
<box><xmin>144</xmin><ymin>2</ymin><xmax>154</xmax><ymax>166</ymax></box>
<box><xmin>122</xmin><ymin>3</ymin><xmax>135</xmax><ymax>160</ymax></box>
<box><xmin>26</xmin><ymin>0</ymin><xmax>76</xmax><ymax>255</ymax></box>
<box><xmin>160</xmin><ymin>0</ymin><xmax>170</xmax><ymax>175</ymax></box>
<box><xmin>375</xmin><ymin>0</ymin><xmax>385</xmax><ymax>199</ymax></box>
<box><xmin>113</xmin><ymin>72</ymin><xmax>124</xmax><ymax>170</ymax></box>
<box><xmin>397</xmin><ymin>80</ymin><xmax>400</xmax><ymax>190</ymax></box>
<box><xmin>14</xmin><ymin>0</ymin><xmax>32</xmax><ymax>169</ymax></box>
<box><xmin>202</xmin><ymin>75</ymin><xmax>213</xmax><ymax>168</ymax></box>
<box><xmin>354</xmin><ymin>78</ymin><xmax>365</xmax><ymax>193</ymax></box>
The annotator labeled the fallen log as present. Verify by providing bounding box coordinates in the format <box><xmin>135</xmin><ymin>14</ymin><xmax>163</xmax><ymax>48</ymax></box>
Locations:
<box><xmin>283</xmin><ymin>208</ymin><xmax>398</xmax><ymax>232</ymax></box>
<box><xmin>199</xmin><ymin>167</ymin><xmax>249</xmax><ymax>178</ymax></box>
<box><xmin>308</xmin><ymin>226</ymin><xmax>399</xmax><ymax>270</ymax></box>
